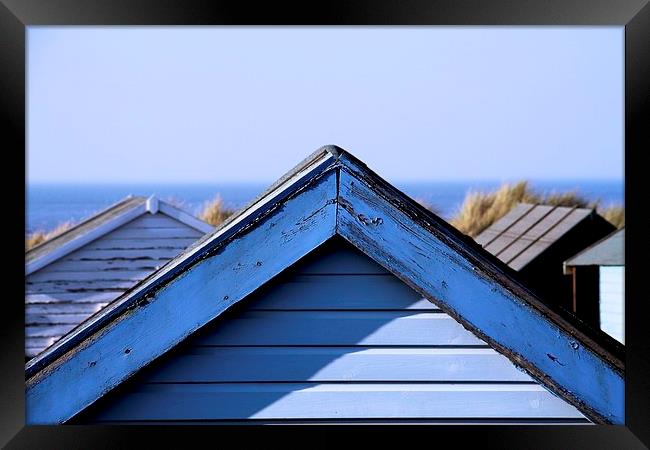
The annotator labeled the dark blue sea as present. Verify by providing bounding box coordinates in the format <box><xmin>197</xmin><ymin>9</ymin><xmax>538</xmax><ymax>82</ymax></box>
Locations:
<box><xmin>26</xmin><ymin>180</ymin><xmax>624</xmax><ymax>233</ymax></box>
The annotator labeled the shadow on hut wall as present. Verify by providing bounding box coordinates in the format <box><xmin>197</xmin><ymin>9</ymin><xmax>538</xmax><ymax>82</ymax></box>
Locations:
<box><xmin>72</xmin><ymin>236</ymin><xmax>506</xmax><ymax>423</ymax></box>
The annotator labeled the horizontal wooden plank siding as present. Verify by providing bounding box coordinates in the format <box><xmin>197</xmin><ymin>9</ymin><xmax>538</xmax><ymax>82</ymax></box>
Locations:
<box><xmin>191</xmin><ymin>311</ymin><xmax>482</xmax><ymax>346</ymax></box>
<box><xmin>82</xmin><ymin>238</ymin><xmax>197</xmax><ymax>251</ymax></box>
<box><xmin>244</xmin><ymin>276</ymin><xmax>438</xmax><ymax>310</ymax></box>
<box><xmin>28</xmin><ymin>269</ymin><xmax>153</xmax><ymax>283</ymax></box>
<box><xmin>26</xmin><ymin>293</ymin><xmax>121</xmax><ymax>304</ymax></box>
<box><xmin>80</xmin><ymin>237</ymin><xmax>585</xmax><ymax>424</ymax></box>
<box><xmin>143</xmin><ymin>347</ymin><xmax>532</xmax><ymax>382</ymax></box>
<box><xmin>120</xmin><ymin>214</ymin><xmax>185</xmax><ymax>228</ymax></box>
<box><xmin>45</xmin><ymin>259</ymin><xmax>166</xmax><ymax>272</ymax></box>
<box><xmin>87</xmin><ymin>383</ymin><xmax>585</xmax><ymax>421</ymax></box>
<box><xmin>25</xmin><ymin>211</ymin><xmax>208</xmax><ymax>358</ymax></box>
<box><xmin>599</xmin><ymin>266</ymin><xmax>624</xmax><ymax>343</ymax></box>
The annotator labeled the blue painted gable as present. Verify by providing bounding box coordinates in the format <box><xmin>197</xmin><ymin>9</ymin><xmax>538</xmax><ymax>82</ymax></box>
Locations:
<box><xmin>75</xmin><ymin>237</ymin><xmax>585</xmax><ymax>423</ymax></box>
<box><xmin>26</xmin><ymin>146</ymin><xmax>624</xmax><ymax>424</ymax></box>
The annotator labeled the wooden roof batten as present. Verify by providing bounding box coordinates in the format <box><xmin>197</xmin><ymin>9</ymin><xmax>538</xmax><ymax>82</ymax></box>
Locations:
<box><xmin>26</xmin><ymin>146</ymin><xmax>624</xmax><ymax>425</ymax></box>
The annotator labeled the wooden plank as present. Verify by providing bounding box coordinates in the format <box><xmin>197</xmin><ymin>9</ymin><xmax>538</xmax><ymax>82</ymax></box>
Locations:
<box><xmin>26</xmin><ymin>280</ymin><xmax>141</xmax><ymax>294</ymax></box>
<box><xmin>28</xmin><ymin>269</ymin><xmax>153</xmax><ymax>283</ymax></box>
<box><xmin>87</xmin><ymin>383</ymin><xmax>585</xmax><ymax>421</ymax></box>
<box><xmin>246</xmin><ymin>275</ymin><xmax>438</xmax><ymax>310</ymax></box>
<box><xmin>484</xmin><ymin>205</ymin><xmax>554</xmax><ymax>256</ymax></box>
<box><xmin>122</xmin><ymin>214</ymin><xmax>186</xmax><ymax>228</ymax></box>
<box><xmin>144</xmin><ymin>347</ymin><xmax>534</xmax><ymax>382</ymax></box>
<box><xmin>599</xmin><ymin>267</ymin><xmax>624</xmax><ymax>343</ymax></box>
<box><xmin>26</xmin><ymin>165</ymin><xmax>338</xmax><ymax>424</ymax></box>
<box><xmin>82</xmin><ymin>238</ymin><xmax>197</xmax><ymax>251</ymax></box>
<box><xmin>336</xmin><ymin>163</ymin><xmax>623</xmax><ymax>423</ymax></box>
<box><xmin>62</xmin><ymin>248</ymin><xmax>183</xmax><ymax>261</ymax></box>
<box><xmin>26</xmin><ymin>338</ymin><xmax>60</xmax><ymax>357</ymax></box>
<box><xmin>27</xmin><ymin>303</ymin><xmax>109</xmax><ymax>315</ymax></box>
<box><xmin>294</xmin><ymin>241</ymin><xmax>388</xmax><ymax>274</ymax></box>
<box><xmin>43</xmin><ymin>259</ymin><xmax>167</xmax><ymax>273</ymax></box>
<box><xmin>26</xmin><ymin>324</ymin><xmax>77</xmax><ymax>338</ymax></box>
<box><xmin>26</xmin><ymin>293</ymin><xmax>122</xmax><ymax>304</ymax></box>
<box><xmin>192</xmin><ymin>311</ymin><xmax>480</xmax><ymax>346</ymax></box>
<box><xmin>27</xmin><ymin>313</ymin><xmax>94</xmax><ymax>325</ymax></box>
<box><xmin>102</xmin><ymin>227</ymin><xmax>203</xmax><ymax>240</ymax></box>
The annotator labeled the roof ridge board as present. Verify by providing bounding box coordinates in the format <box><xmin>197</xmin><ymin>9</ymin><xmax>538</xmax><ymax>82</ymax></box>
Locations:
<box><xmin>25</xmin><ymin>149</ymin><xmax>339</xmax><ymax>379</ymax></box>
<box><xmin>156</xmin><ymin>200</ymin><xmax>213</xmax><ymax>234</ymax></box>
<box><xmin>336</xmin><ymin>153</ymin><xmax>624</xmax><ymax>372</ymax></box>
<box><xmin>26</xmin><ymin>195</ymin><xmax>146</xmax><ymax>259</ymax></box>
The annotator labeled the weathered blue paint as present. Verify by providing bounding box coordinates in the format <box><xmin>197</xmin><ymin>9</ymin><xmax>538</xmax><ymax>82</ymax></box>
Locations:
<box><xmin>25</xmin><ymin>149</ymin><xmax>338</xmax><ymax>378</ymax></box>
<box><xmin>80</xmin><ymin>238</ymin><xmax>583</xmax><ymax>423</ymax></box>
<box><xmin>26</xmin><ymin>169</ymin><xmax>337</xmax><ymax>424</ymax></box>
<box><xmin>336</xmin><ymin>162</ymin><xmax>624</xmax><ymax>424</ymax></box>
<box><xmin>26</xmin><ymin>146</ymin><xmax>622</xmax><ymax>424</ymax></box>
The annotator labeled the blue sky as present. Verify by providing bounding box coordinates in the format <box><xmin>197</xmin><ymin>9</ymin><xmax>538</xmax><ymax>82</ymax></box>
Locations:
<box><xmin>27</xmin><ymin>27</ymin><xmax>623</xmax><ymax>183</ymax></box>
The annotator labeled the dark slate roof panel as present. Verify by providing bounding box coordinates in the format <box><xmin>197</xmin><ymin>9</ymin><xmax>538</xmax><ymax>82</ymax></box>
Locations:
<box><xmin>483</xmin><ymin>204</ymin><xmax>554</xmax><ymax>255</ymax></box>
<box><xmin>565</xmin><ymin>228</ymin><xmax>624</xmax><ymax>267</ymax></box>
<box><xmin>474</xmin><ymin>203</ymin><xmax>535</xmax><ymax>246</ymax></box>
<box><xmin>477</xmin><ymin>203</ymin><xmax>598</xmax><ymax>270</ymax></box>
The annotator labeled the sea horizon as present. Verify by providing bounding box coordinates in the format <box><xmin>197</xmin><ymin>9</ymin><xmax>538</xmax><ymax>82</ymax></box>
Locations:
<box><xmin>26</xmin><ymin>179</ymin><xmax>624</xmax><ymax>233</ymax></box>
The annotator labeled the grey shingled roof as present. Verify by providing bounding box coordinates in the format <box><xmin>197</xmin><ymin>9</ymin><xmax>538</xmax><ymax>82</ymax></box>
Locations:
<box><xmin>565</xmin><ymin>227</ymin><xmax>624</xmax><ymax>267</ymax></box>
<box><xmin>474</xmin><ymin>203</ymin><xmax>597</xmax><ymax>271</ymax></box>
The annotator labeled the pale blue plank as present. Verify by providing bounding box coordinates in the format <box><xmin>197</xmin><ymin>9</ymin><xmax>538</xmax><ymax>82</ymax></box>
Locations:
<box><xmin>246</xmin><ymin>275</ymin><xmax>438</xmax><ymax>310</ymax></box>
<box><xmin>88</xmin><ymin>383</ymin><xmax>586</xmax><ymax>421</ymax></box>
<box><xmin>192</xmin><ymin>311</ymin><xmax>482</xmax><ymax>346</ymax></box>
<box><xmin>144</xmin><ymin>347</ymin><xmax>533</xmax><ymax>382</ymax></box>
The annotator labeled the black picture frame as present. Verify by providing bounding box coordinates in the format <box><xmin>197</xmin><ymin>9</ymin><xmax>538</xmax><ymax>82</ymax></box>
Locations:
<box><xmin>2</xmin><ymin>1</ymin><xmax>648</xmax><ymax>448</ymax></box>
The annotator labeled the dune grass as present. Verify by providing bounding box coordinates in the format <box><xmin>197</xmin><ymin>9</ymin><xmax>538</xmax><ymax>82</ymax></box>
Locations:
<box><xmin>447</xmin><ymin>181</ymin><xmax>623</xmax><ymax>237</ymax></box>
<box><xmin>26</xmin><ymin>221</ymin><xmax>74</xmax><ymax>250</ymax></box>
<box><xmin>199</xmin><ymin>195</ymin><xmax>236</xmax><ymax>227</ymax></box>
